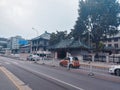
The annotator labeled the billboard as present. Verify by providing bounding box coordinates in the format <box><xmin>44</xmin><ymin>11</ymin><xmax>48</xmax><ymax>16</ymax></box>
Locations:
<box><xmin>19</xmin><ymin>39</ymin><xmax>28</xmax><ymax>45</ymax></box>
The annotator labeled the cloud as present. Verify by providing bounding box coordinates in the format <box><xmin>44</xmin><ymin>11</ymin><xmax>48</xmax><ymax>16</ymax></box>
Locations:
<box><xmin>0</xmin><ymin>0</ymin><xmax>79</xmax><ymax>39</ymax></box>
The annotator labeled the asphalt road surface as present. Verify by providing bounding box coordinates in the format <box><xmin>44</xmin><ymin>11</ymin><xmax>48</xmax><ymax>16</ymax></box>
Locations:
<box><xmin>0</xmin><ymin>56</ymin><xmax>120</xmax><ymax>90</ymax></box>
<box><xmin>0</xmin><ymin>68</ymin><xmax>17</xmax><ymax>90</ymax></box>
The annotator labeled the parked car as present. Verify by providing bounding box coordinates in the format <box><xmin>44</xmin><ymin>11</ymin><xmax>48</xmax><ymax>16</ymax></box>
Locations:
<box><xmin>59</xmin><ymin>57</ymin><xmax>80</xmax><ymax>68</ymax></box>
<box><xmin>27</xmin><ymin>54</ymin><xmax>40</xmax><ymax>61</ymax></box>
<box><xmin>109</xmin><ymin>65</ymin><xmax>120</xmax><ymax>76</ymax></box>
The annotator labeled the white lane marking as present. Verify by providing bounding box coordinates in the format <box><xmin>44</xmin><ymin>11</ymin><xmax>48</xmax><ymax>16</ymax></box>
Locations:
<box><xmin>0</xmin><ymin>66</ymin><xmax>32</xmax><ymax>90</ymax></box>
<box><xmin>12</xmin><ymin>62</ymin><xmax>85</xmax><ymax>90</ymax></box>
<box><xmin>32</xmin><ymin>70</ymin><xmax>84</xmax><ymax>90</ymax></box>
<box><xmin>12</xmin><ymin>62</ymin><xmax>18</xmax><ymax>65</ymax></box>
<box><xmin>4</xmin><ymin>59</ymin><xmax>84</xmax><ymax>90</ymax></box>
<box><xmin>5</xmin><ymin>62</ymin><xmax>10</xmax><ymax>64</ymax></box>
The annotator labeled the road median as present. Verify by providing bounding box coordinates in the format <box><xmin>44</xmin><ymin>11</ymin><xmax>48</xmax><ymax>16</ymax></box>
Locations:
<box><xmin>80</xmin><ymin>62</ymin><xmax>110</xmax><ymax>69</ymax></box>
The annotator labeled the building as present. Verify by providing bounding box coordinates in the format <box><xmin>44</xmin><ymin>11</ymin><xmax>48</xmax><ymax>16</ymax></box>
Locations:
<box><xmin>8</xmin><ymin>36</ymin><xmax>27</xmax><ymax>54</ymax></box>
<box><xmin>49</xmin><ymin>39</ymin><xmax>90</xmax><ymax>60</ymax></box>
<box><xmin>0</xmin><ymin>38</ymin><xmax>8</xmax><ymax>54</ymax></box>
<box><xmin>102</xmin><ymin>33</ymin><xmax>120</xmax><ymax>54</ymax></box>
<box><xmin>100</xmin><ymin>33</ymin><xmax>120</xmax><ymax>63</ymax></box>
<box><xmin>19</xmin><ymin>40</ymin><xmax>31</xmax><ymax>53</ymax></box>
<box><xmin>20</xmin><ymin>44</ymin><xmax>31</xmax><ymax>53</ymax></box>
<box><xmin>0</xmin><ymin>38</ymin><xmax>8</xmax><ymax>48</ymax></box>
<box><xmin>31</xmin><ymin>31</ymin><xmax>51</xmax><ymax>54</ymax></box>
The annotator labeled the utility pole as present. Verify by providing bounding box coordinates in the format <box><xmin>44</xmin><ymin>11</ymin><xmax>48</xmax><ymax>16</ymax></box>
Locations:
<box><xmin>32</xmin><ymin>27</ymin><xmax>39</xmax><ymax>63</ymax></box>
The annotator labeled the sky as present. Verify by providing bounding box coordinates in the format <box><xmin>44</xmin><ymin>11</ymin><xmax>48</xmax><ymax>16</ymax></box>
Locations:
<box><xmin>0</xmin><ymin>0</ymin><xmax>79</xmax><ymax>39</ymax></box>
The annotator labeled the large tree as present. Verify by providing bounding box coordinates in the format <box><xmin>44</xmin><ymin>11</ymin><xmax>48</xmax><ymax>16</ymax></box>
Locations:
<box><xmin>49</xmin><ymin>31</ymin><xmax>68</xmax><ymax>45</ymax></box>
<box><xmin>72</xmin><ymin>0</ymin><xmax>120</xmax><ymax>50</ymax></box>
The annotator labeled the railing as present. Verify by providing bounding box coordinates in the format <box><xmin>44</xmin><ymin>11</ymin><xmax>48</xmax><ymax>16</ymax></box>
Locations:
<box><xmin>109</xmin><ymin>56</ymin><xmax>120</xmax><ymax>63</ymax></box>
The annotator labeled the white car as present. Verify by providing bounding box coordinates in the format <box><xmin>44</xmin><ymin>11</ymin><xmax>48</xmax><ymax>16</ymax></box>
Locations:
<box><xmin>109</xmin><ymin>65</ymin><xmax>120</xmax><ymax>76</ymax></box>
<box><xmin>27</xmin><ymin>54</ymin><xmax>40</xmax><ymax>61</ymax></box>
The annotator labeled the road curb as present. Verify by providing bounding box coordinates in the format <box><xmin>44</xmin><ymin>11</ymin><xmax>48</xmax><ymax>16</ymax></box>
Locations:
<box><xmin>80</xmin><ymin>63</ymin><xmax>110</xmax><ymax>69</ymax></box>
<box><xmin>0</xmin><ymin>66</ymin><xmax>32</xmax><ymax>90</ymax></box>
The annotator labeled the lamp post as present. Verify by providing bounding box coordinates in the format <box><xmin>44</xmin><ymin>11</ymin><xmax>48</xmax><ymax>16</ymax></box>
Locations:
<box><xmin>32</xmin><ymin>28</ymin><xmax>39</xmax><ymax>54</ymax></box>
<box><xmin>32</xmin><ymin>27</ymin><xmax>39</xmax><ymax>63</ymax></box>
<box><xmin>30</xmin><ymin>40</ymin><xmax>32</xmax><ymax>54</ymax></box>
<box><xmin>32</xmin><ymin>28</ymin><xmax>39</xmax><ymax>37</ymax></box>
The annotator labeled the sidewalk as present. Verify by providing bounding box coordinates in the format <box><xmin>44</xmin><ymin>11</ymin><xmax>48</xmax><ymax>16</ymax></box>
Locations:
<box><xmin>36</xmin><ymin>59</ymin><xmax>111</xmax><ymax>69</ymax></box>
<box><xmin>3</xmin><ymin>53</ymin><xmax>114</xmax><ymax>69</ymax></box>
<box><xmin>23</xmin><ymin>53</ymin><xmax>112</xmax><ymax>68</ymax></box>
<box><xmin>81</xmin><ymin>61</ymin><xmax>111</xmax><ymax>69</ymax></box>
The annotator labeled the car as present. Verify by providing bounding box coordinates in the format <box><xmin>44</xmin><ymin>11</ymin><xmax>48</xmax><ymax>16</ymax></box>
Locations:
<box><xmin>59</xmin><ymin>57</ymin><xmax>80</xmax><ymax>68</ymax></box>
<box><xmin>27</xmin><ymin>54</ymin><xmax>40</xmax><ymax>61</ymax></box>
<box><xmin>109</xmin><ymin>65</ymin><xmax>120</xmax><ymax>76</ymax></box>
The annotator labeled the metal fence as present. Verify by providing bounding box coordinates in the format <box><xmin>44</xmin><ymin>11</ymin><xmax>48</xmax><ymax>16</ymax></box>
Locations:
<box><xmin>109</xmin><ymin>56</ymin><xmax>120</xmax><ymax>63</ymax></box>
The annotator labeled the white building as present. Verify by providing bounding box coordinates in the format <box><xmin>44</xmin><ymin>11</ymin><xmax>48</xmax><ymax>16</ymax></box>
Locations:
<box><xmin>103</xmin><ymin>33</ymin><xmax>120</xmax><ymax>54</ymax></box>
<box><xmin>9</xmin><ymin>36</ymin><xmax>24</xmax><ymax>53</ymax></box>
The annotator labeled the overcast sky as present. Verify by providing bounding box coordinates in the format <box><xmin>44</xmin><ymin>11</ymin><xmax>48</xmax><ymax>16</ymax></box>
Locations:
<box><xmin>0</xmin><ymin>0</ymin><xmax>79</xmax><ymax>39</ymax></box>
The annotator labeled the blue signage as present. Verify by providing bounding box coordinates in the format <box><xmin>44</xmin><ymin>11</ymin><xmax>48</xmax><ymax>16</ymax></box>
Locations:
<box><xmin>19</xmin><ymin>40</ymin><xmax>28</xmax><ymax>45</ymax></box>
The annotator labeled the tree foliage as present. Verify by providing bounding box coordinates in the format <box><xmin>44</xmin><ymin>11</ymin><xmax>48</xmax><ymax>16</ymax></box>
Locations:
<box><xmin>49</xmin><ymin>31</ymin><xmax>68</xmax><ymax>45</ymax></box>
<box><xmin>72</xmin><ymin>0</ymin><xmax>120</xmax><ymax>50</ymax></box>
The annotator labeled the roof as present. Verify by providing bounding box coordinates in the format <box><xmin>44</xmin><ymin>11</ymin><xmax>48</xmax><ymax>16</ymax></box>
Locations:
<box><xmin>0</xmin><ymin>41</ymin><xmax>7</xmax><ymax>44</ymax></box>
<box><xmin>53</xmin><ymin>39</ymin><xmax>74</xmax><ymax>49</ymax></box>
<box><xmin>20</xmin><ymin>44</ymin><xmax>30</xmax><ymax>48</ymax></box>
<box><xmin>106</xmin><ymin>32</ymin><xmax>120</xmax><ymax>39</ymax></box>
<box><xmin>103</xmin><ymin>46</ymin><xmax>115</xmax><ymax>51</ymax></box>
<box><xmin>114</xmin><ymin>32</ymin><xmax>120</xmax><ymax>38</ymax></box>
<box><xmin>49</xmin><ymin>39</ymin><xmax>90</xmax><ymax>49</ymax></box>
<box><xmin>70</xmin><ymin>40</ymin><xmax>90</xmax><ymax>49</ymax></box>
<box><xmin>32</xmin><ymin>31</ymin><xmax>51</xmax><ymax>40</ymax></box>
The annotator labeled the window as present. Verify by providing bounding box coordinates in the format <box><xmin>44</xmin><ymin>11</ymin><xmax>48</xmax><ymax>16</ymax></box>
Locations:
<box><xmin>114</xmin><ymin>44</ymin><xmax>118</xmax><ymax>48</ymax></box>
<box><xmin>108</xmin><ymin>44</ymin><xmax>112</xmax><ymax>47</ymax></box>
<box><xmin>114</xmin><ymin>38</ymin><xmax>118</xmax><ymax>42</ymax></box>
<box><xmin>108</xmin><ymin>39</ymin><xmax>111</xmax><ymax>42</ymax></box>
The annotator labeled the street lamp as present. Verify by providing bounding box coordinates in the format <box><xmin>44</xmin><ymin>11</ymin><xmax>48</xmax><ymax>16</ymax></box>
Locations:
<box><xmin>32</xmin><ymin>28</ymin><xmax>39</xmax><ymax>37</ymax></box>
<box><xmin>32</xmin><ymin>27</ymin><xmax>39</xmax><ymax>63</ymax></box>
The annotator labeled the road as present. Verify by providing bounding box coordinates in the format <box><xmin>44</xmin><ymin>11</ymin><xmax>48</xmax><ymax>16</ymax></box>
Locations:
<box><xmin>0</xmin><ymin>67</ymin><xmax>17</xmax><ymax>90</ymax></box>
<box><xmin>0</xmin><ymin>56</ymin><xmax>120</xmax><ymax>90</ymax></box>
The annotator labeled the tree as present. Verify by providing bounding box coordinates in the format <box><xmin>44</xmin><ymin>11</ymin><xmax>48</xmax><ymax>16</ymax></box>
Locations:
<box><xmin>49</xmin><ymin>31</ymin><xmax>68</xmax><ymax>45</ymax></box>
<box><xmin>72</xmin><ymin>0</ymin><xmax>120</xmax><ymax>50</ymax></box>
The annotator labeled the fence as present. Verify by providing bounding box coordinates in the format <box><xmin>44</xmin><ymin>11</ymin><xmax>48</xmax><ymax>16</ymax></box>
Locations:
<box><xmin>83</xmin><ymin>55</ymin><xmax>106</xmax><ymax>62</ymax></box>
<box><xmin>109</xmin><ymin>56</ymin><xmax>120</xmax><ymax>63</ymax></box>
